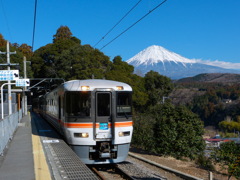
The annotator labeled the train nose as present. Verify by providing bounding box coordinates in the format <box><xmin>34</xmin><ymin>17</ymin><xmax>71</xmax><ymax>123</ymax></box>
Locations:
<box><xmin>99</xmin><ymin>142</ymin><xmax>111</xmax><ymax>158</ymax></box>
<box><xmin>100</xmin><ymin>142</ymin><xmax>110</xmax><ymax>152</ymax></box>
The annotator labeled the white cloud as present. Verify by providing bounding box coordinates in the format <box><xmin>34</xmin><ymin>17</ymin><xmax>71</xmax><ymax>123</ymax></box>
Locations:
<box><xmin>194</xmin><ymin>59</ymin><xmax>240</xmax><ymax>69</ymax></box>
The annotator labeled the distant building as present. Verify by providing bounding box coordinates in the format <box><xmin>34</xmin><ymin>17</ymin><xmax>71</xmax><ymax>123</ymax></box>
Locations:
<box><xmin>205</xmin><ymin>138</ymin><xmax>225</xmax><ymax>148</ymax></box>
<box><xmin>205</xmin><ymin>134</ymin><xmax>240</xmax><ymax>148</ymax></box>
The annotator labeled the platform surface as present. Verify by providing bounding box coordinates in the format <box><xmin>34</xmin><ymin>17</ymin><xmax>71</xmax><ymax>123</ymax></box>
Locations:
<box><xmin>0</xmin><ymin>112</ymin><xmax>98</xmax><ymax>180</ymax></box>
<box><xmin>0</xmin><ymin>114</ymin><xmax>35</xmax><ymax>180</ymax></box>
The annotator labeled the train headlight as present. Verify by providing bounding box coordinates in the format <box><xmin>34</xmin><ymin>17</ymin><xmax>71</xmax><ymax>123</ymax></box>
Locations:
<box><xmin>81</xmin><ymin>86</ymin><xmax>90</xmax><ymax>91</ymax></box>
<box><xmin>118</xmin><ymin>131</ymin><xmax>130</xmax><ymax>137</ymax></box>
<box><xmin>116</xmin><ymin>86</ymin><xmax>124</xmax><ymax>90</ymax></box>
<box><xmin>74</xmin><ymin>132</ymin><xmax>89</xmax><ymax>138</ymax></box>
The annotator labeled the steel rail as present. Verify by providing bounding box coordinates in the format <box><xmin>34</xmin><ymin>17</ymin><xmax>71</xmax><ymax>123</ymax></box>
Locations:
<box><xmin>128</xmin><ymin>152</ymin><xmax>203</xmax><ymax>180</ymax></box>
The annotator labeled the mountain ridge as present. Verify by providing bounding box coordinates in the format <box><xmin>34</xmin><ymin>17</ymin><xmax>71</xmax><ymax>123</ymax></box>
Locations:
<box><xmin>127</xmin><ymin>45</ymin><xmax>195</xmax><ymax>66</ymax></box>
<box><xmin>127</xmin><ymin>45</ymin><xmax>240</xmax><ymax>79</ymax></box>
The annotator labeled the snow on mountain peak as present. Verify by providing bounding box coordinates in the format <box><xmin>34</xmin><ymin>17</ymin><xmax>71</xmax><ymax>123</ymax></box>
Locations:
<box><xmin>127</xmin><ymin>45</ymin><xmax>196</xmax><ymax>66</ymax></box>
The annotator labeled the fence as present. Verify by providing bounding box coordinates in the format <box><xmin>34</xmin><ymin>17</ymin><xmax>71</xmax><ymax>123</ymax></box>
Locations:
<box><xmin>0</xmin><ymin>109</ymin><xmax>23</xmax><ymax>155</ymax></box>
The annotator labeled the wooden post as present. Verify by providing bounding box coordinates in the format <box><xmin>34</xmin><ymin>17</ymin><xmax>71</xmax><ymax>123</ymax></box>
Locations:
<box><xmin>17</xmin><ymin>93</ymin><xmax>21</xmax><ymax>110</ymax></box>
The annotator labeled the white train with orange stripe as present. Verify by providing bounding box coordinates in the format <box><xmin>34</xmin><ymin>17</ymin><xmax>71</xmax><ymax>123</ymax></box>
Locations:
<box><xmin>38</xmin><ymin>79</ymin><xmax>133</xmax><ymax>164</ymax></box>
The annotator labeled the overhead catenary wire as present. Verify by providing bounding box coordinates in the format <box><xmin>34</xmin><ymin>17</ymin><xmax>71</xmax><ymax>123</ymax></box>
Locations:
<box><xmin>100</xmin><ymin>0</ymin><xmax>168</xmax><ymax>50</ymax></box>
<box><xmin>32</xmin><ymin>0</ymin><xmax>38</xmax><ymax>51</ymax></box>
<box><xmin>94</xmin><ymin>0</ymin><xmax>142</xmax><ymax>48</ymax></box>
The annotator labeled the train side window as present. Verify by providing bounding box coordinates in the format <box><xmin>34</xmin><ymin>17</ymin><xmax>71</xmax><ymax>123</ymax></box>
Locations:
<box><xmin>116</xmin><ymin>92</ymin><xmax>132</xmax><ymax>117</ymax></box>
<box><xmin>65</xmin><ymin>91</ymin><xmax>91</xmax><ymax>119</ymax></box>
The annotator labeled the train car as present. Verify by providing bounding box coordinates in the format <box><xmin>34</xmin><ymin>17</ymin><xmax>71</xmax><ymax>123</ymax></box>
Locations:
<box><xmin>39</xmin><ymin>79</ymin><xmax>133</xmax><ymax>164</ymax></box>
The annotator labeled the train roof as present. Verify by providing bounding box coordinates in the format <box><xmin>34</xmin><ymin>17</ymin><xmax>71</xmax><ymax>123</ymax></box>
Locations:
<box><xmin>61</xmin><ymin>79</ymin><xmax>132</xmax><ymax>91</ymax></box>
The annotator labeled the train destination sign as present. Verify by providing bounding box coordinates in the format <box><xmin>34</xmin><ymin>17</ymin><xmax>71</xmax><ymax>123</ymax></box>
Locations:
<box><xmin>0</xmin><ymin>70</ymin><xmax>19</xmax><ymax>81</ymax></box>
<box><xmin>16</xmin><ymin>79</ymin><xmax>30</xmax><ymax>87</ymax></box>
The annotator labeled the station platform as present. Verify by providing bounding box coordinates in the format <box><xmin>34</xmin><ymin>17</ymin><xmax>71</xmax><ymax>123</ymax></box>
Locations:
<box><xmin>0</xmin><ymin>112</ymin><xmax>99</xmax><ymax>180</ymax></box>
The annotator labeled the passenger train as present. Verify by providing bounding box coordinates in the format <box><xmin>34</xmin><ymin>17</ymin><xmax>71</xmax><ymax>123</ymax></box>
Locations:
<box><xmin>36</xmin><ymin>79</ymin><xmax>133</xmax><ymax>164</ymax></box>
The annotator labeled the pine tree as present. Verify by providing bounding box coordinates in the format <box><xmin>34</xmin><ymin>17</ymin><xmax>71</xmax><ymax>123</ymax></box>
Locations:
<box><xmin>53</xmin><ymin>26</ymin><xmax>73</xmax><ymax>43</ymax></box>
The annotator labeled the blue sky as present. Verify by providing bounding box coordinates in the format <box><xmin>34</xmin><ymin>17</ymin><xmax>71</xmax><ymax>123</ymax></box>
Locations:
<box><xmin>1</xmin><ymin>0</ymin><xmax>240</xmax><ymax>68</ymax></box>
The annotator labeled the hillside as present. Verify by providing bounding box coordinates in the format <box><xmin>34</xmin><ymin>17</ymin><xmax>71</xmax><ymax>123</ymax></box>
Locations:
<box><xmin>176</xmin><ymin>73</ymin><xmax>240</xmax><ymax>84</ymax></box>
<box><xmin>170</xmin><ymin>73</ymin><xmax>240</xmax><ymax>127</ymax></box>
<box><xmin>169</xmin><ymin>88</ymin><xmax>206</xmax><ymax>105</ymax></box>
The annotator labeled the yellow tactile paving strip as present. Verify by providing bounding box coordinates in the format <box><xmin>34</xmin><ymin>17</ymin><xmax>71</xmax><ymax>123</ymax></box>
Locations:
<box><xmin>31</xmin><ymin>113</ymin><xmax>52</xmax><ymax>180</ymax></box>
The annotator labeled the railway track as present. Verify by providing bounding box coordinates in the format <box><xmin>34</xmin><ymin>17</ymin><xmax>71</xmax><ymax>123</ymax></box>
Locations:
<box><xmin>87</xmin><ymin>152</ymin><xmax>207</xmax><ymax>180</ymax></box>
<box><xmin>88</xmin><ymin>164</ymin><xmax>135</xmax><ymax>180</ymax></box>
<box><xmin>128</xmin><ymin>152</ymin><xmax>203</xmax><ymax>180</ymax></box>
<box><xmin>88</xmin><ymin>152</ymin><xmax>204</xmax><ymax>180</ymax></box>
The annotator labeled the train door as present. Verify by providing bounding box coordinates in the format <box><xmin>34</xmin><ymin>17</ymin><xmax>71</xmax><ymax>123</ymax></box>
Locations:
<box><xmin>94</xmin><ymin>92</ymin><xmax>113</xmax><ymax>140</ymax></box>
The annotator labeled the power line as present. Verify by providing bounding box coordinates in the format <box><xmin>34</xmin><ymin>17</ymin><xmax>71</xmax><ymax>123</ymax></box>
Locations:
<box><xmin>100</xmin><ymin>0</ymin><xmax>168</xmax><ymax>50</ymax></box>
<box><xmin>32</xmin><ymin>0</ymin><xmax>38</xmax><ymax>51</ymax></box>
<box><xmin>94</xmin><ymin>0</ymin><xmax>142</xmax><ymax>48</ymax></box>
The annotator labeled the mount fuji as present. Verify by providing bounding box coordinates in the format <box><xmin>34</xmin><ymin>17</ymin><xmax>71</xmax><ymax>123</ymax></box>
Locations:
<box><xmin>126</xmin><ymin>45</ymin><xmax>240</xmax><ymax>79</ymax></box>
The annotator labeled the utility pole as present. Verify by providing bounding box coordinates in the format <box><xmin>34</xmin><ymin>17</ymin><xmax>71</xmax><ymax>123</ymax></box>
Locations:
<box><xmin>0</xmin><ymin>41</ymin><xmax>17</xmax><ymax>115</ymax></box>
<box><xmin>23</xmin><ymin>57</ymin><xmax>31</xmax><ymax>115</ymax></box>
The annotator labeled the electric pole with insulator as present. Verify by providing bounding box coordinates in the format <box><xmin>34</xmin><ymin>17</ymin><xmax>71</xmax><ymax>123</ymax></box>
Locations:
<box><xmin>0</xmin><ymin>41</ymin><xmax>17</xmax><ymax>115</ymax></box>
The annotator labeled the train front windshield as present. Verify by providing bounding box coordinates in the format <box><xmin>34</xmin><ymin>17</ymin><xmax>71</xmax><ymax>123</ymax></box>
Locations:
<box><xmin>65</xmin><ymin>91</ymin><xmax>132</xmax><ymax>122</ymax></box>
<box><xmin>116</xmin><ymin>92</ymin><xmax>132</xmax><ymax>117</ymax></box>
<box><xmin>65</xmin><ymin>92</ymin><xmax>91</xmax><ymax>120</ymax></box>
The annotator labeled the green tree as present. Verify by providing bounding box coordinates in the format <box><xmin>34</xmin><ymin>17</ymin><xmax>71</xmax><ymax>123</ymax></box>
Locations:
<box><xmin>31</xmin><ymin>26</ymin><xmax>81</xmax><ymax>78</ymax></box>
<box><xmin>69</xmin><ymin>45</ymin><xmax>111</xmax><ymax>80</ymax></box>
<box><xmin>152</xmin><ymin>103</ymin><xmax>205</xmax><ymax>159</ymax></box>
<box><xmin>130</xmin><ymin>74</ymin><xmax>148</xmax><ymax>109</ymax></box>
<box><xmin>0</xmin><ymin>34</ymin><xmax>7</xmax><ymax>47</ymax></box>
<box><xmin>219</xmin><ymin>121</ymin><xmax>240</xmax><ymax>132</ymax></box>
<box><xmin>0</xmin><ymin>36</ymin><xmax>33</xmax><ymax>78</ymax></box>
<box><xmin>53</xmin><ymin>26</ymin><xmax>73</xmax><ymax>43</ymax></box>
<box><xmin>144</xmin><ymin>71</ymin><xmax>173</xmax><ymax>106</ymax></box>
<box><xmin>105</xmin><ymin>56</ymin><xmax>148</xmax><ymax>109</ymax></box>
<box><xmin>31</xmin><ymin>40</ymin><xmax>111</xmax><ymax>80</ymax></box>
<box><xmin>112</xmin><ymin>56</ymin><xmax>134</xmax><ymax>74</ymax></box>
<box><xmin>132</xmin><ymin>102</ymin><xmax>205</xmax><ymax>160</ymax></box>
<box><xmin>105</xmin><ymin>56</ymin><xmax>134</xmax><ymax>83</ymax></box>
<box><xmin>211</xmin><ymin>142</ymin><xmax>240</xmax><ymax>179</ymax></box>
<box><xmin>132</xmin><ymin>112</ymin><xmax>155</xmax><ymax>151</ymax></box>
<box><xmin>18</xmin><ymin>43</ymin><xmax>33</xmax><ymax>60</ymax></box>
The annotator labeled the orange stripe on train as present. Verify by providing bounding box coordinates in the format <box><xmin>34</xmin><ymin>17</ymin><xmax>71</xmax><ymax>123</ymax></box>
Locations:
<box><xmin>64</xmin><ymin>121</ymin><xmax>133</xmax><ymax>128</ymax></box>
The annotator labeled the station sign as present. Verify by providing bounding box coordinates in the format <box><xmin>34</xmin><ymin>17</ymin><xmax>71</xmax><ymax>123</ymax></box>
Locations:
<box><xmin>16</xmin><ymin>79</ymin><xmax>30</xmax><ymax>87</ymax></box>
<box><xmin>0</xmin><ymin>70</ymin><xmax>19</xmax><ymax>81</ymax></box>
